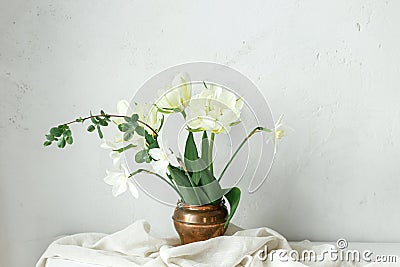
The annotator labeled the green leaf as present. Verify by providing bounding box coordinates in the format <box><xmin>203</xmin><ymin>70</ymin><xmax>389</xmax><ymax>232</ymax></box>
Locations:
<box><xmin>158</xmin><ymin>114</ymin><xmax>165</xmax><ymax>131</ymax></box>
<box><xmin>50</xmin><ymin>127</ymin><xmax>62</xmax><ymax>137</ymax></box>
<box><xmin>45</xmin><ymin>134</ymin><xmax>54</xmax><ymax>141</ymax></box>
<box><xmin>261</xmin><ymin>127</ymin><xmax>273</xmax><ymax>132</ymax></box>
<box><xmin>75</xmin><ymin>117</ymin><xmax>84</xmax><ymax>123</ymax></box>
<box><xmin>145</xmin><ymin>131</ymin><xmax>156</xmax><ymax>145</ymax></box>
<box><xmin>168</xmin><ymin>166</ymin><xmax>192</xmax><ymax>187</ymax></box>
<box><xmin>168</xmin><ymin>166</ymin><xmax>211</xmax><ymax>205</ymax></box>
<box><xmin>186</xmin><ymin>127</ymin><xmax>205</xmax><ymax>133</ymax></box>
<box><xmin>58</xmin><ymin>124</ymin><xmax>68</xmax><ymax>131</ymax></box>
<box><xmin>123</xmin><ymin>132</ymin><xmax>133</xmax><ymax>141</ymax></box>
<box><xmin>113</xmin><ymin>143</ymin><xmax>136</xmax><ymax>153</ymax></box>
<box><xmin>184</xmin><ymin>132</ymin><xmax>199</xmax><ymax>171</ymax></box>
<box><xmin>66</xmin><ymin>136</ymin><xmax>73</xmax><ymax>144</ymax></box>
<box><xmin>87</xmin><ymin>125</ymin><xmax>95</xmax><ymax>132</ymax></box>
<box><xmin>64</xmin><ymin>129</ymin><xmax>72</xmax><ymax>137</ymax></box>
<box><xmin>90</xmin><ymin>111</ymin><xmax>98</xmax><ymax>124</ymax></box>
<box><xmin>131</xmin><ymin>114</ymin><xmax>139</xmax><ymax>122</ymax></box>
<box><xmin>229</xmin><ymin>121</ymin><xmax>241</xmax><ymax>127</ymax></box>
<box><xmin>191</xmin><ymin>171</ymin><xmax>201</xmax><ymax>185</ymax></box>
<box><xmin>96</xmin><ymin>125</ymin><xmax>103</xmax><ymax>139</ymax></box>
<box><xmin>135</xmin><ymin>150</ymin><xmax>149</xmax><ymax>163</ymax></box>
<box><xmin>43</xmin><ymin>140</ymin><xmax>52</xmax><ymax>146</ymax></box>
<box><xmin>198</xmin><ymin>166</ymin><xmax>215</xmax><ymax>185</ymax></box>
<box><xmin>57</xmin><ymin>138</ymin><xmax>66</xmax><ymax>148</ymax></box>
<box><xmin>100</xmin><ymin>110</ymin><xmax>106</xmax><ymax>116</ymax></box>
<box><xmin>99</xmin><ymin>119</ymin><xmax>108</xmax><ymax>126</ymax></box>
<box><xmin>148</xmin><ymin>142</ymin><xmax>159</xmax><ymax>149</ymax></box>
<box><xmin>224</xmin><ymin>187</ymin><xmax>241</xmax><ymax>228</ymax></box>
<box><xmin>135</xmin><ymin>126</ymin><xmax>145</xmax><ymax>136</ymax></box>
<box><xmin>118</xmin><ymin>123</ymin><xmax>130</xmax><ymax>132</ymax></box>
<box><xmin>201</xmin><ymin>131</ymin><xmax>209</xmax><ymax>168</ymax></box>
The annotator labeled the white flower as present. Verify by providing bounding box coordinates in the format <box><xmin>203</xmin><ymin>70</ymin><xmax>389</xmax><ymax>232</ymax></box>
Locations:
<box><xmin>113</xmin><ymin>100</ymin><xmax>133</xmax><ymax>125</ymax></box>
<box><xmin>132</xmin><ymin>102</ymin><xmax>161</xmax><ymax>130</ymax></box>
<box><xmin>155</xmin><ymin>73</ymin><xmax>192</xmax><ymax>114</ymax></box>
<box><xmin>101</xmin><ymin>140</ymin><xmax>122</xmax><ymax>168</ymax></box>
<box><xmin>148</xmin><ymin>143</ymin><xmax>179</xmax><ymax>176</ymax></box>
<box><xmin>186</xmin><ymin>84</ymin><xmax>244</xmax><ymax>134</ymax></box>
<box><xmin>266</xmin><ymin>114</ymin><xmax>291</xmax><ymax>144</ymax></box>
<box><xmin>112</xmin><ymin>100</ymin><xmax>162</xmax><ymax>149</ymax></box>
<box><xmin>104</xmin><ymin>164</ymin><xmax>139</xmax><ymax>198</ymax></box>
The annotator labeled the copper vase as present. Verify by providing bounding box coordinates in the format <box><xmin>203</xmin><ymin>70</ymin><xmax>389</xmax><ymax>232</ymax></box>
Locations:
<box><xmin>172</xmin><ymin>201</ymin><xmax>228</xmax><ymax>245</ymax></box>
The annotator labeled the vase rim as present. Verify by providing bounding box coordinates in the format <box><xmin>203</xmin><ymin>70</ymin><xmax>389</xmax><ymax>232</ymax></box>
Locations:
<box><xmin>177</xmin><ymin>200</ymin><xmax>225</xmax><ymax>210</ymax></box>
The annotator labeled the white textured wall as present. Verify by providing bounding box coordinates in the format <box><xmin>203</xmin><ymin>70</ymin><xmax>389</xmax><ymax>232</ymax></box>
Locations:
<box><xmin>1</xmin><ymin>0</ymin><xmax>400</xmax><ymax>266</ymax></box>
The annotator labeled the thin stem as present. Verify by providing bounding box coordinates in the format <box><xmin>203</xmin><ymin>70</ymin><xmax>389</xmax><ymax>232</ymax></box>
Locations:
<box><xmin>218</xmin><ymin>126</ymin><xmax>272</xmax><ymax>182</ymax></box>
<box><xmin>64</xmin><ymin>114</ymin><xmax>158</xmax><ymax>136</ymax></box>
<box><xmin>129</xmin><ymin>168</ymin><xmax>183</xmax><ymax>199</ymax></box>
<box><xmin>209</xmin><ymin>132</ymin><xmax>215</xmax><ymax>176</ymax></box>
<box><xmin>181</xmin><ymin>110</ymin><xmax>187</xmax><ymax>120</ymax></box>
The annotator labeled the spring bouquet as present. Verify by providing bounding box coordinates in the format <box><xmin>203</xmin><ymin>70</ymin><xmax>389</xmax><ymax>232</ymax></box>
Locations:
<box><xmin>44</xmin><ymin>73</ymin><xmax>283</xmax><ymax>243</ymax></box>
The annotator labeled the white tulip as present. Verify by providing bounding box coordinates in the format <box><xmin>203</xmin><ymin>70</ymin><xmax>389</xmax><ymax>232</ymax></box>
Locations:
<box><xmin>155</xmin><ymin>73</ymin><xmax>192</xmax><ymax>114</ymax></box>
<box><xmin>132</xmin><ymin>102</ymin><xmax>161</xmax><ymax>130</ymax></box>
<box><xmin>104</xmin><ymin>164</ymin><xmax>139</xmax><ymax>198</ymax></box>
<box><xmin>186</xmin><ymin>84</ymin><xmax>243</xmax><ymax>134</ymax></box>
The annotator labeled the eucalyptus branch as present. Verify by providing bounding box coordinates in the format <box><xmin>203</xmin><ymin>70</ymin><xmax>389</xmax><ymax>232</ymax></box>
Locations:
<box><xmin>218</xmin><ymin>126</ymin><xmax>272</xmax><ymax>182</ymax></box>
<box><xmin>129</xmin><ymin>168</ymin><xmax>183</xmax><ymax>199</ymax></box>
<box><xmin>43</xmin><ymin>111</ymin><xmax>158</xmax><ymax>149</ymax></box>
<box><xmin>65</xmin><ymin>113</ymin><xmax>158</xmax><ymax>136</ymax></box>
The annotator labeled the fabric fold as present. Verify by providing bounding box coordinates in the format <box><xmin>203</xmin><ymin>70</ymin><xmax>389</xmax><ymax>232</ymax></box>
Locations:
<box><xmin>36</xmin><ymin>220</ymin><xmax>378</xmax><ymax>267</ymax></box>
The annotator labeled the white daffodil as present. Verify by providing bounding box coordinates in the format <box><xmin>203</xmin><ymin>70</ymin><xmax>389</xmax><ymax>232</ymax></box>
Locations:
<box><xmin>155</xmin><ymin>73</ymin><xmax>192</xmax><ymax>114</ymax></box>
<box><xmin>186</xmin><ymin>84</ymin><xmax>244</xmax><ymax>134</ymax></box>
<box><xmin>112</xmin><ymin>100</ymin><xmax>162</xmax><ymax>149</ymax></box>
<box><xmin>104</xmin><ymin>164</ymin><xmax>139</xmax><ymax>198</ymax></box>
<box><xmin>100</xmin><ymin>140</ymin><xmax>122</xmax><ymax>168</ymax></box>
<box><xmin>266</xmin><ymin>114</ymin><xmax>291</xmax><ymax>144</ymax></box>
<box><xmin>274</xmin><ymin>114</ymin><xmax>286</xmax><ymax>140</ymax></box>
<box><xmin>113</xmin><ymin>100</ymin><xmax>133</xmax><ymax>125</ymax></box>
<box><xmin>148</xmin><ymin>143</ymin><xmax>179</xmax><ymax>176</ymax></box>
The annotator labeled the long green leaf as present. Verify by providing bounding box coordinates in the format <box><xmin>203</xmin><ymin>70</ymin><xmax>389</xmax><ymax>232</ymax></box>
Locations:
<box><xmin>201</xmin><ymin>131</ymin><xmax>209</xmax><ymax>166</ymax></box>
<box><xmin>168</xmin><ymin>166</ymin><xmax>208</xmax><ymax>205</ymax></box>
<box><xmin>184</xmin><ymin>132</ymin><xmax>202</xmax><ymax>185</ymax></box>
<box><xmin>184</xmin><ymin>132</ymin><xmax>199</xmax><ymax>169</ymax></box>
<box><xmin>168</xmin><ymin>165</ymin><xmax>192</xmax><ymax>188</ymax></box>
<box><xmin>224</xmin><ymin>187</ymin><xmax>241</xmax><ymax>228</ymax></box>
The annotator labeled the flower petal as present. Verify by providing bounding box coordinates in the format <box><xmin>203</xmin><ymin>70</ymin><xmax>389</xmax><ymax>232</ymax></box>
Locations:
<box><xmin>104</xmin><ymin>171</ymin><xmax>123</xmax><ymax>185</ymax></box>
<box><xmin>152</xmin><ymin>160</ymin><xmax>169</xmax><ymax>176</ymax></box>
<box><xmin>148</xmin><ymin>148</ymin><xmax>163</xmax><ymax>161</ymax></box>
<box><xmin>127</xmin><ymin>181</ymin><xmax>139</xmax><ymax>199</ymax></box>
<box><xmin>112</xmin><ymin>180</ymin><xmax>127</xmax><ymax>197</ymax></box>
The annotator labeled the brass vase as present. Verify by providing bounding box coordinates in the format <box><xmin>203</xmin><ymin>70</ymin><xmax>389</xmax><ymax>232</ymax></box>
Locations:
<box><xmin>172</xmin><ymin>201</ymin><xmax>228</xmax><ymax>244</ymax></box>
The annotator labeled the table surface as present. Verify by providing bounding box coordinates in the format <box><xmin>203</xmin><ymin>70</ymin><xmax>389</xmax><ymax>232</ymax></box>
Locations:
<box><xmin>45</xmin><ymin>242</ymin><xmax>400</xmax><ymax>267</ymax></box>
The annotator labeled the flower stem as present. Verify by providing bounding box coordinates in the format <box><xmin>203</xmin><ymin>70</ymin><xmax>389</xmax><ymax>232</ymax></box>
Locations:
<box><xmin>181</xmin><ymin>110</ymin><xmax>187</xmax><ymax>120</ymax></box>
<box><xmin>209</xmin><ymin>132</ymin><xmax>215</xmax><ymax>176</ymax></box>
<box><xmin>64</xmin><ymin>113</ymin><xmax>158</xmax><ymax>136</ymax></box>
<box><xmin>129</xmin><ymin>169</ymin><xmax>183</xmax><ymax>199</ymax></box>
<box><xmin>218</xmin><ymin>126</ymin><xmax>272</xmax><ymax>182</ymax></box>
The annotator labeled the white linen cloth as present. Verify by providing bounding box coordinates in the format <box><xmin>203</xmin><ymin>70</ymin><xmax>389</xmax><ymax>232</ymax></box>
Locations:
<box><xmin>36</xmin><ymin>220</ymin><xmax>392</xmax><ymax>267</ymax></box>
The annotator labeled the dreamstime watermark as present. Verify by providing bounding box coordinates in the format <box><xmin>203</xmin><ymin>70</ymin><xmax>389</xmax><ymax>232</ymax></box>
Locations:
<box><xmin>240</xmin><ymin>238</ymin><xmax>399</xmax><ymax>266</ymax></box>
